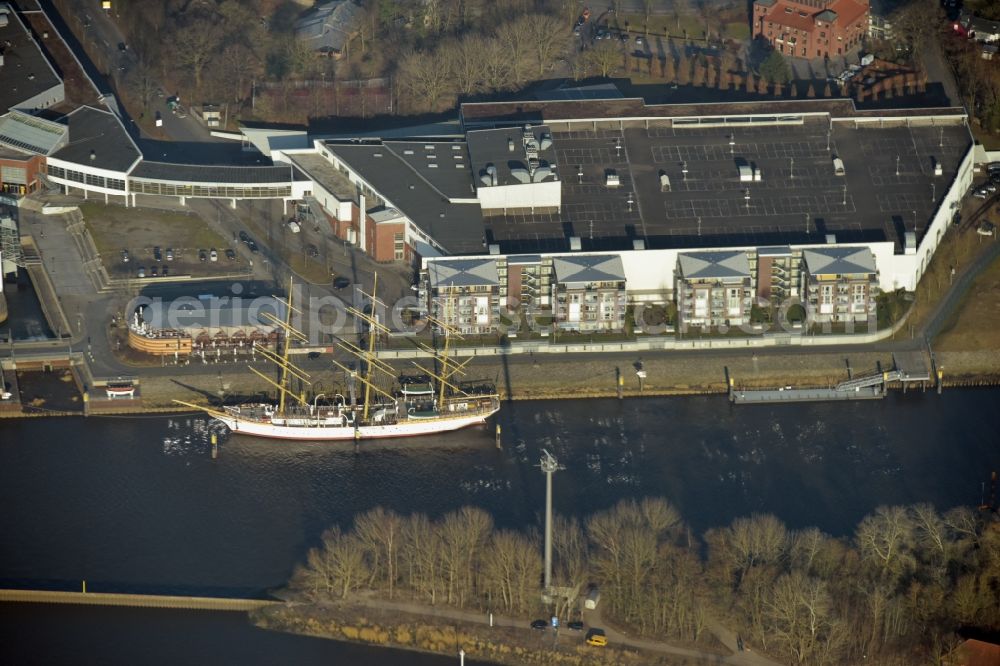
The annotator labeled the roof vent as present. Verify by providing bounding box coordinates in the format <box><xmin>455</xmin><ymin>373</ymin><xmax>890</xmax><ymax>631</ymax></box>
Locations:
<box><xmin>507</xmin><ymin>138</ymin><xmax>515</xmax><ymax>152</ymax></box>
<box><xmin>569</xmin><ymin>236</ymin><xmax>582</xmax><ymax>251</ymax></box>
<box><xmin>825</xmin><ymin>234</ymin><xmax>837</xmax><ymax>244</ymax></box>
<box><xmin>488</xmin><ymin>244</ymin><xmax>500</xmax><ymax>255</ymax></box>
<box><xmin>633</xmin><ymin>239</ymin><xmax>646</xmax><ymax>250</ymax></box>
<box><xmin>90</xmin><ymin>149</ymin><xmax>96</xmax><ymax>161</ymax></box>
<box><xmin>373</xmin><ymin>152</ymin><xmax>382</xmax><ymax>157</ymax></box>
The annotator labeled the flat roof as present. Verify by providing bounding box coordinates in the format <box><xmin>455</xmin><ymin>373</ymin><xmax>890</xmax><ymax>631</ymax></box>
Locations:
<box><xmin>0</xmin><ymin>110</ymin><xmax>67</xmax><ymax>155</ymax></box>
<box><xmin>141</xmin><ymin>296</ymin><xmax>286</xmax><ymax>331</ymax></box>
<box><xmin>382</xmin><ymin>140</ymin><xmax>475</xmax><ymax>200</ymax></box>
<box><xmin>461</xmin><ymin>97</ymin><xmax>966</xmax><ymax>125</ymax></box>
<box><xmin>285</xmin><ymin>152</ymin><xmax>356</xmax><ymax>200</ymax></box>
<box><xmin>50</xmin><ymin>106</ymin><xmax>140</xmax><ymax>173</ymax></box>
<box><xmin>131</xmin><ymin>161</ymin><xmax>293</xmax><ymax>185</ymax></box>
<box><xmin>325</xmin><ymin>141</ymin><xmax>485</xmax><ymax>254</ymax></box>
<box><xmin>0</xmin><ymin>3</ymin><xmax>62</xmax><ymax>112</ymax></box>
<box><xmin>484</xmin><ymin>115</ymin><xmax>972</xmax><ymax>254</ymax></box>
<box><xmin>466</xmin><ymin>125</ymin><xmax>559</xmax><ymax>188</ymax></box>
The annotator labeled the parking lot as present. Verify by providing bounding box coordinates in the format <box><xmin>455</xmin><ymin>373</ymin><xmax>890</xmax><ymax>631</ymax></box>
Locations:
<box><xmin>484</xmin><ymin>118</ymin><xmax>971</xmax><ymax>252</ymax></box>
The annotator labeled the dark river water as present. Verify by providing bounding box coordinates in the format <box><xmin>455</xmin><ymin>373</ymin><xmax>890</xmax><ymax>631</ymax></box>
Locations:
<box><xmin>0</xmin><ymin>390</ymin><xmax>997</xmax><ymax>663</ymax></box>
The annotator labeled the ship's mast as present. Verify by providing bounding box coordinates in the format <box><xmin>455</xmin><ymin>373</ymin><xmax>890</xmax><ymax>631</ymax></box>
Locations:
<box><xmin>278</xmin><ymin>277</ymin><xmax>295</xmax><ymax>413</ymax></box>
<box><xmin>362</xmin><ymin>273</ymin><xmax>377</xmax><ymax>420</ymax></box>
<box><xmin>255</xmin><ymin>277</ymin><xmax>311</xmax><ymax>412</ymax></box>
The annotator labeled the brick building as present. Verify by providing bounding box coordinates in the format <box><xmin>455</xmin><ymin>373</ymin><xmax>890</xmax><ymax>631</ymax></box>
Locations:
<box><xmin>753</xmin><ymin>0</ymin><xmax>870</xmax><ymax>59</ymax></box>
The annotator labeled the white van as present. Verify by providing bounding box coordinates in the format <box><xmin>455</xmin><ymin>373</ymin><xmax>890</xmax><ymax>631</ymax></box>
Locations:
<box><xmin>584</xmin><ymin>586</ymin><xmax>601</xmax><ymax>610</ymax></box>
<box><xmin>833</xmin><ymin>157</ymin><xmax>846</xmax><ymax>176</ymax></box>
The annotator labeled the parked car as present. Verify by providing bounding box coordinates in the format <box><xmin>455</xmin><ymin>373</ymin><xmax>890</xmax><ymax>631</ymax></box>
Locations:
<box><xmin>248</xmin><ymin>240</ymin><xmax>259</xmax><ymax>254</ymax></box>
<box><xmin>153</xmin><ymin>246</ymin><xmax>162</xmax><ymax>261</ymax></box>
<box><xmin>635</xmin><ymin>35</ymin><xmax>644</xmax><ymax>45</ymax></box>
<box><xmin>199</xmin><ymin>249</ymin><xmax>208</xmax><ymax>262</ymax></box>
<box><xmin>287</xmin><ymin>219</ymin><xmax>301</xmax><ymax>233</ymax></box>
<box><xmin>306</xmin><ymin>244</ymin><xmax>319</xmax><ymax>258</ymax></box>
<box><xmin>530</xmin><ymin>619</ymin><xmax>547</xmax><ymax>631</ymax></box>
<box><xmin>333</xmin><ymin>276</ymin><xmax>351</xmax><ymax>290</ymax></box>
<box><xmin>586</xmin><ymin>628</ymin><xmax>607</xmax><ymax>647</ymax></box>
<box><xmin>567</xmin><ymin>621</ymin><xmax>584</xmax><ymax>631</ymax></box>
<box><xmin>165</xmin><ymin>248</ymin><xmax>174</xmax><ymax>261</ymax></box>
<box><xmin>225</xmin><ymin>248</ymin><xmax>236</xmax><ymax>261</ymax></box>
<box><xmin>974</xmin><ymin>189</ymin><xmax>988</xmax><ymax>199</ymax></box>
<box><xmin>150</xmin><ymin>265</ymin><xmax>158</xmax><ymax>277</ymax></box>
<box><xmin>210</xmin><ymin>248</ymin><xmax>218</xmax><ymax>262</ymax></box>
<box><xmin>161</xmin><ymin>265</ymin><xmax>169</xmax><ymax>276</ymax></box>
<box><xmin>987</xmin><ymin>183</ymin><xmax>997</xmax><ymax>193</ymax></box>
<box><xmin>121</xmin><ymin>249</ymin><xmax>130</xmax><ymax>263</ymax></box>
<box><xmin>137</xmin><ymin>266</ymin><xmax>145</xmax><ymax>278</ymax></box>
<box><xmin>239</xmin><ymin>230</ymin><xmax>250</xmax><ymax>243</ymax></box>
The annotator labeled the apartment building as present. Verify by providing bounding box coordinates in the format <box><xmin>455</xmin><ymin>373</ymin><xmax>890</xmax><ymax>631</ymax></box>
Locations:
<box><xmin>551</xmin><ymin>255</ymin><xmax>627</xmax><ymax>332</ymax></box>
<box><xmin>676</xmin><ymin>251</ymin><xmax>754</xmax><ymax>327</ymax></box>
<box><xmin>801</xmin><ymin>246</ymin><xmax>878</xmax><ymax>323</ymax></box>
<box><xmin>426</xmin><ymin>258</ymin><xmax>501</xmax><ymax>334</ymax></box>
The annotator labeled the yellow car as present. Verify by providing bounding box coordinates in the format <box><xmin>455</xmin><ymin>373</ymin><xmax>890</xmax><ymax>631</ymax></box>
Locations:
<box><xmin>586</xmin><ymin>629</ymin><xmax>607</xmax><ymax>647</ymax></box>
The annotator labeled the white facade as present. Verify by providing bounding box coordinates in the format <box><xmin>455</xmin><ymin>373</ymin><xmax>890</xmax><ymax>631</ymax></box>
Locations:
<box><xmin>477</xmin><ymin>180</ymin><xmax>561</xmax><ymax>211</ymax></box>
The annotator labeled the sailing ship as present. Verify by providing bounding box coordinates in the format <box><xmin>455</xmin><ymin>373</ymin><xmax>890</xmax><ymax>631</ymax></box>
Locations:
<box><xmin>175</xmin><ymin>277</ymin><xmax>500</xmax><ymax>441</ymax></box>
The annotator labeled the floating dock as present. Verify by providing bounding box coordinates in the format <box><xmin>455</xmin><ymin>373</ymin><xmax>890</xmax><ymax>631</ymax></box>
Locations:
<box><xmin>731</xmin><ymin>353</ymin><xmax>933</xmax><ymax>405</ymax></box>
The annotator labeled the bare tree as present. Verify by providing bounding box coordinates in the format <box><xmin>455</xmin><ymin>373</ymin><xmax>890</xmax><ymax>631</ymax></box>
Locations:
<box><xmin>444</xmin><ymin>37</ymin><xmax>486</xmax><ymax>96</ymax></box>
<box><xmin>587</xmin><ymin>40</ymin><xmax>622</xmax><ymax>79</ymax></box>
<box><xmin>355</xmin><ymin>507</ymin><xmax>404</xmax><ymax>598</ymax></box>
<box><xmin>220</xmin><ymin>44</ymin><xmax>259</xmax><ymax>104</ymax></box>
<box><xmin>172</xmin><ymin>15</ymin><xmax>221</xmax><ymax>90</ymax></box>
<box><xmin>517</xmin><ymin>13</ymin><xmax>569</xmax><ymax>78</ymax></box>
<box><xmin>395</xmin><ymin>50</ymin><xmax>454</xmax><ymax>112</ymax></box>
<box><xmin>856</xmin><ymin>505</ymin><xmax>916</xmax><ymax>580</ymax></box>
<box><xmin>129</xmin><ymin>63</ymin><xmax>158</xmax><ymax>112</ymax></box>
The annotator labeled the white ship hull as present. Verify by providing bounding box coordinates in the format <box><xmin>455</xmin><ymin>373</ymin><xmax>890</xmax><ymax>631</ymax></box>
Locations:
<box><xmin>215</xmin><ymin>409</ymin><xmax>496</xmax><ymax>441</ymax></box>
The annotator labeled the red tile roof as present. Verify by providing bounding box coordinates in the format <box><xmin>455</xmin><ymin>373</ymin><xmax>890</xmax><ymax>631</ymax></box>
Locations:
<box><xmin>762</xmin><ymin>0</ymin><xmax>868</xmax><ymax>33</ymax></box>
<box><xmin>945</xmin><ymin>639</ymin><xmax>1000</xmax><ymax>666</ymax></box>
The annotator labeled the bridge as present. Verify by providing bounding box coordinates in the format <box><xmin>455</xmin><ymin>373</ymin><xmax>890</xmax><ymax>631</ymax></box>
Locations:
<box><xmin>0</xmin><ymin>589</ymin><xmax>280</xmax><ymax>612</ymax></box>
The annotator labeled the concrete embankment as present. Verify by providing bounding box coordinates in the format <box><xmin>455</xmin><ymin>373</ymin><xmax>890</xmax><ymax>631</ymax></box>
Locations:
<box><xmin>4</xmin><ymin>347</ymin><xmax>1000</xmax><ymax>419</ymax></box>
